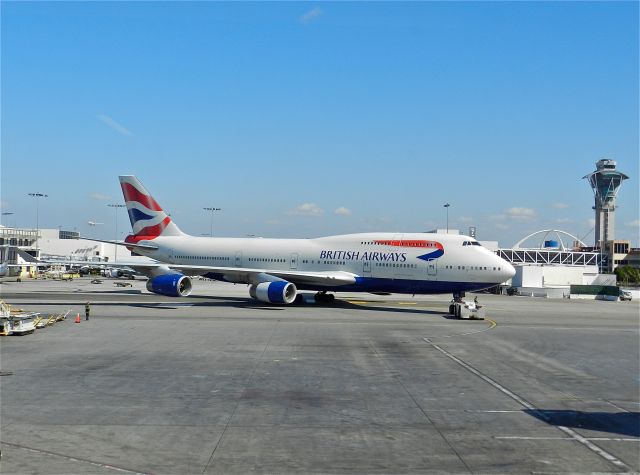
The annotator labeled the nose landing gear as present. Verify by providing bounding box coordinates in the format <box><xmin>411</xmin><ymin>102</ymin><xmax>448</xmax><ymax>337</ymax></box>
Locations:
<box><xmin>449</xmin><ymin>292</ymin><xmax>484</xmax><ymax>320</ymax></box>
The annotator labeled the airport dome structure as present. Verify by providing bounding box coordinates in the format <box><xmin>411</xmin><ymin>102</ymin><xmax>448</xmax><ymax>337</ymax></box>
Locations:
<box><xmin>512</xmin><ymin>229</ymin><xmax>586</xmax><ymax>251</ymax></box>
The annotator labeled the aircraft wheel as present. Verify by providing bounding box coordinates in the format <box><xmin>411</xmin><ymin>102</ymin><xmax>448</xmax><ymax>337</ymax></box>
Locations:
<box><xmin>315</xmin><ymin>292</ymin><xmax>335</xmax><ymax>304</ymax></box>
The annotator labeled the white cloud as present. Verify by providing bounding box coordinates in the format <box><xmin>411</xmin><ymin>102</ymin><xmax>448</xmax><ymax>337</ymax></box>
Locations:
<box><xmin>0</xmin><ymin>200</ymin><xmax>9</xmax><ymax>211</ymax></box>
<box><xmin>97</xmin><ymin>114</ymin><xmax>132</xmax><ymax>136</ymax></box>
<box><xmin>551</xmin><ymin>202</ymin><xmax>570</xmax><ymax>209</ymax></box>
<box><xmin>505</xmin><ymin>207</ymin><xmax>536</xmax><ymax>220</ymax></box>
<box><xmin>555</xmin><ymin>218</ymin><xmax>573</xmax><ymax>224</ymax></box>
<box><xmin>89</xmin><ymin>192</ymin><xmax>110</xmax><ymax>201</ymax></box>
<box><xmin>290</xmin><ymin>203</ymin><xmax>324</xmax><ymax>216</ymax></box>
<box><xmin>495</xmin><ymin>223</ymin><xmax>509</xmax><ymax>230</ymax></box>
<box><xmin>300</xmin><ymin>7</ymin><xmax>322</xmax><ymax>24</ymax></box>
<box><xmin>586</xmin><ymin>218</ymin><xmax>596</xmax><ymax>228</ymax></box>
<box><xmin>626</xmin><ymin>219</ymin><xmax>640</xmax><ymax>228</ymax></box>
<box><xmin>456</xmin><ymin>216</ymin><xmax>474</xmax><ymax>224</ymax></box>
<box><xmin>334</xmin><ymin>207</ymin><xmax>351</xmax><ymax>216</ymax></box>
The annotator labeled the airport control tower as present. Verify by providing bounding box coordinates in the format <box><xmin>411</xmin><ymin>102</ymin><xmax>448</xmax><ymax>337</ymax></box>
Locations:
<box><xmin>583</xmin><ymin>159</ymin><xmax>629</xmax><ymax>247</ymax></box>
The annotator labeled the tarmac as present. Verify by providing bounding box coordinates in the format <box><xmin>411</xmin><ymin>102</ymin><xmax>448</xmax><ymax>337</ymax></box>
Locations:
<box><xmin>1</xmin><ymin>277</ymin><xmax>639</xmax><ymax>474</ymax></box>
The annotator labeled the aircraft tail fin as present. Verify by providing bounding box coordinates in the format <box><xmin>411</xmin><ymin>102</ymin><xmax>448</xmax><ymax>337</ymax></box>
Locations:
<box><xmin>118</xmin><ymin>176</ymin><xmax>185</xmax><ymax>240</ymax></box>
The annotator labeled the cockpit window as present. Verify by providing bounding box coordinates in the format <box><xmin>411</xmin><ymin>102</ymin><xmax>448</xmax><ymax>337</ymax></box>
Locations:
<box><xmin>462</xmin><ymin>241</ymin><xmax>482</xmax><ymax>246</ymax></box>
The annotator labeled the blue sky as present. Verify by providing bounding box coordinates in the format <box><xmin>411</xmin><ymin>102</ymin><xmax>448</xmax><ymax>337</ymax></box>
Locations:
<box><xmin>2</xmin><ymin>1</ymin><xmax>638</xmax><ymax>247</ymax></box>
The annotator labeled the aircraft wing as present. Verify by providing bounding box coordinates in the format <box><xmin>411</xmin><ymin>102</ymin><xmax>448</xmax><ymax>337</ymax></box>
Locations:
<box><xmin>76</xmin><ymin>236</ymin><xmax>159</xmax><ymax>251</ymax></box>
<box><xmin>40</xmin><ymin>258</ymin><xmax>358</xmax><ymax>287</ymax></box>
<box><xmin>133</xmin><ymin>263</ymin><xmax>358</xmax><ymax>287</ymax></box>
<box><xmin>182</xmin><ymin>266</ymin><xmax>356</xmax><ymax>287</ymax></box>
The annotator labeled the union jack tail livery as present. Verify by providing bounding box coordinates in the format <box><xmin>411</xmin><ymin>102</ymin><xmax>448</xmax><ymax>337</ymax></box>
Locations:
<box><xmin>119</xmin><ymin>175</ymin><xmax>184</xmax><ymax>241</ymax></box>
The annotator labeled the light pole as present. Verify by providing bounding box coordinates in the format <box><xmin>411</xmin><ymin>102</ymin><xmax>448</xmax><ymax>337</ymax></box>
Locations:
<box><xmin>443</xmin><ymin>203</ymin><xmax>450</xmax><ymax>234</ymax></box>
<box><xmin>203</xmin><ymin>207</ymin><xmax>221</xmax><ymax>237</ymax></box>
<box><xmin>107</xmin><ymin>204</ymin><xmax>126</xmax><ymax>261</ymax></box>
<box><xmin>28</xmin><ymin>193</ymin><xmax>48</xmax><ymax>263</ymax></box>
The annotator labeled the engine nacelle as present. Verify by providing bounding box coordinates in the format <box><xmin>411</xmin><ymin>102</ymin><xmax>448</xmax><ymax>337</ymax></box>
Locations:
<box><xmin>146</xmin><ymin>273</ymin><xmax>192</xmax><ymax>297</ymax></box>
<box><xmin>249</xmin><ymin>281</ymin><xmax>297</xmax><ymax>304</ymax></box>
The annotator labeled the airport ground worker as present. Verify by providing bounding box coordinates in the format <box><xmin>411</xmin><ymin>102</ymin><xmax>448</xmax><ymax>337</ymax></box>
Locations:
<box><xmin>85</xmin><ymin>301</ymin><xmax>91</xmax><ymax>321</ymax></box>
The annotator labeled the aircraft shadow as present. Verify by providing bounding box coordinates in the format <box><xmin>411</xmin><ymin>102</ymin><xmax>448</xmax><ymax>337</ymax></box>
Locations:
<box><xmin>74</xmin><ymin>289</ymin><xmax>143</xmax><ymax>295</ymax></box>
<box><xmin>20</xmin><ymin>293</ymin><xmax>448</xmax><ymax>316</ymax></box>
<box><xmin>525</xmin><ymin>409</ymin><xmax>640</xmax><ymax>437</ymax></box>
<box><xmin>128</xmin><ymin>297</ymin><xmax>445</xmax><ymax>315</ymax></box>
<box><xmin>323</xmin><ymin>299</ymin><xmax>445</xmax><ymax>316</ymax></box>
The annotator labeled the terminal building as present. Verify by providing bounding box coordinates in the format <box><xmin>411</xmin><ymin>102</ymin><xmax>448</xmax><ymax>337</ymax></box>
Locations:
<box><xmin>0</xmin><ymin>226</ymin><xmax>151</xmax><ymax>277</ymax></box>
<box><xmin>495</xmin><ymin>230</ymin><xmax>603</xmax><ymax>297</ymax></box>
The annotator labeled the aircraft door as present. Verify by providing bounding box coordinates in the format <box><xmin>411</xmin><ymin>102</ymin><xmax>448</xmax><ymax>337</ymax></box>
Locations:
<box><xmin>290</xmin><ymin>253</ymin><xmax>299</xmax><ymax>270</ymax></box>
<box><xmin>235</xmin><ymin>251</ymin><xmax>242</xmax><ymax>268</ymax></box>
<box><xmin>363</xmin><ymin>260</ymin><xmax>371</xmax><ymax>277</ymax></box>
<box><xmin>427</xmin><ymin>260</ymin><xmax>437</xmax><ymax>276</ymax></box>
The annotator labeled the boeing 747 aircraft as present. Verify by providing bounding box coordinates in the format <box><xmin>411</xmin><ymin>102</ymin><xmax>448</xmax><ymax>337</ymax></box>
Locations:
<box><xmin>97</xmin><ymin>176</ymin><xmax>515</xmax><ymax>304</ymax></box>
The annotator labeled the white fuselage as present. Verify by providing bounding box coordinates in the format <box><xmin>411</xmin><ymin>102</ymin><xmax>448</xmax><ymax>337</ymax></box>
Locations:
<box><xmin>132</xmin><ymin>232</ymin><xmax>514</xmax><ymax>295</ymax></box>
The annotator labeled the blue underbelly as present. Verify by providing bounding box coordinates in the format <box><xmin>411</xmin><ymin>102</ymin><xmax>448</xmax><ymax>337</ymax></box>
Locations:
<box><xmin>203</xmin><ymin>273</ymin><xmax>497</xmax><ymax>295</ymax></box>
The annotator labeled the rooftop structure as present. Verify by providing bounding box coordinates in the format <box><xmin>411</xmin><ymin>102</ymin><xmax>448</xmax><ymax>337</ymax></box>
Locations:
<box><xmin>496</xmin><ymin>229</ymin><xmax>600</xmax><ymax>268</ymax></box>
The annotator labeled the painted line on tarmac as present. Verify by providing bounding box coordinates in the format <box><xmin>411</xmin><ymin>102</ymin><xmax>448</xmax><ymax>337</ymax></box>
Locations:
<box><xmin>0</xmin><ymin>441</ymin><xmax>149</xmax><ymax>474</ymax></box>
<box><xmin>346</xmin><ymin>300</ymin><xmax>432</xmax><ymax>307</ymax></box>
<box><xmin>423</xmin><ymin>319</ymin><xmax>497</xmax><ymax>341</ymax></box>
<box><xmin>496</xmin><ymin>436</ymin><xmax>639</xmax><ymax>442</ymax></box>
<box><xmin>495</xmin><ymin>325</ymin><xmax>639</xmax><ymax>333</ymax></box>
<box><xmin>426</xmin><ymin>343</ymin><xmax>631</xmax><ymax>472</ymax></box>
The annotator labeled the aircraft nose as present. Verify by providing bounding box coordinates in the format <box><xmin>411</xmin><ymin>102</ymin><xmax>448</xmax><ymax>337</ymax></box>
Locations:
<box><xmin>494</xmin><ymin>255</ymin><xmax>515</xmax><ymax>283</ymax></box>
<box><xmin>504</xmin><ymin>261</ymin><xmax>516</xmax><ymax>280</ymax></box>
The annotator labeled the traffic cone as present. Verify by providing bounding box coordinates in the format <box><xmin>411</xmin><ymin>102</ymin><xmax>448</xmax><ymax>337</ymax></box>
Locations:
<box><xmin>75</xmin><ymin>313</ymin><xmax>81</xmax><ymax>323</ymax></box>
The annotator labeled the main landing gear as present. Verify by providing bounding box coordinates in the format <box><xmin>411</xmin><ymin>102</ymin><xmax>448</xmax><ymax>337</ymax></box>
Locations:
<box><xmin>314</xmin><ymin>291</ymin><xmax>335</xmax><ymax>304</ymax></box>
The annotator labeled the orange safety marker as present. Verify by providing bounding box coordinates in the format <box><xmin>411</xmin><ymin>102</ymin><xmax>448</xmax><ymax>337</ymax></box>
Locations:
<box><xmin>75</xmin><ymin>313</ymin><xmax>81</xmax><ymax>323</ymax></box>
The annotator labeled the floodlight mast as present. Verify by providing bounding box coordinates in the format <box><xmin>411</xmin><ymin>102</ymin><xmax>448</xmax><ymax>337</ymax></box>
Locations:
<box><xmin>107</xmin><ymin>203</ymin><xmax>126</xmax><ymax>261</ymax></box>
<box><xmin>583</xmin><ymin>159</ymin><xmax>629</xmax><ymax>248</ymax></box>
<box><xmin>203</xmin><ymin>207</ymin><xmax>221</xmax><ymax>237</ymax></box>
<box><xmin>28</xmin><ymin>192</ymin><xmax>48</xmax><ymax>263</ymax></box>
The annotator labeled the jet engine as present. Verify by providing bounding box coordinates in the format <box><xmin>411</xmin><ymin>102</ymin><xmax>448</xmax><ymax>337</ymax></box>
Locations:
<box><xmin>249</xmin><ymin>281</ymin><xmax>297</xmax><ymax>304</ymax></box>
<box><xmin>146</xmin><ymin>273</ymin><xmax>192</xmax><ymax>297</ymax></box>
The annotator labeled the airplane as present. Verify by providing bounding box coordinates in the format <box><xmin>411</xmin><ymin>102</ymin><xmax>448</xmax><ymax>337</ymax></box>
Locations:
<box><xmin>0</xmin><ymin>262</ymin><xmax>12</xmax><ymax>277</ymax></box>
<box><xmin>0</xmin><ymin>245</ymin><xmax>32</xmax><ymax>277</ymax></box>
<box><xmin>87</xmin><ymin>175</ymin><xmax>516</xmax><ymax>304</ymax></box>
<box><xmin>88</xmin><ymin>221</ymin><xmax>104</xmax><ymax>226</ymax></box>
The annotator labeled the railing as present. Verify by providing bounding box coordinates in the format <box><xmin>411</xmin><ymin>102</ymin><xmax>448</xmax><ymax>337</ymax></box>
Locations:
<box><xmin>495</xmin><ymin>249</ymin><xmax>600</xmax><ymax>267</ymax></box>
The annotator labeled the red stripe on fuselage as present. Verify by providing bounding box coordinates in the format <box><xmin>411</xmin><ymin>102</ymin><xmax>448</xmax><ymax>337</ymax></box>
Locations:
<box><xmin>121</xmin><ymin>182</ymin><xmax>163</xmax><ymax>212</ymax></box>
<box><xmin>375</xmin><ymin>240</ymin><xmax>443</xmax><ymax>249</ymax></box>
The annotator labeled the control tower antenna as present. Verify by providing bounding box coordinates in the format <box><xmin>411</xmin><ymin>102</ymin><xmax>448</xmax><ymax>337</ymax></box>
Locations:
<box><xmin>583</xmin><ymin>159</ymin><xmax>628</xmax><ymax>247</ymax></box>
